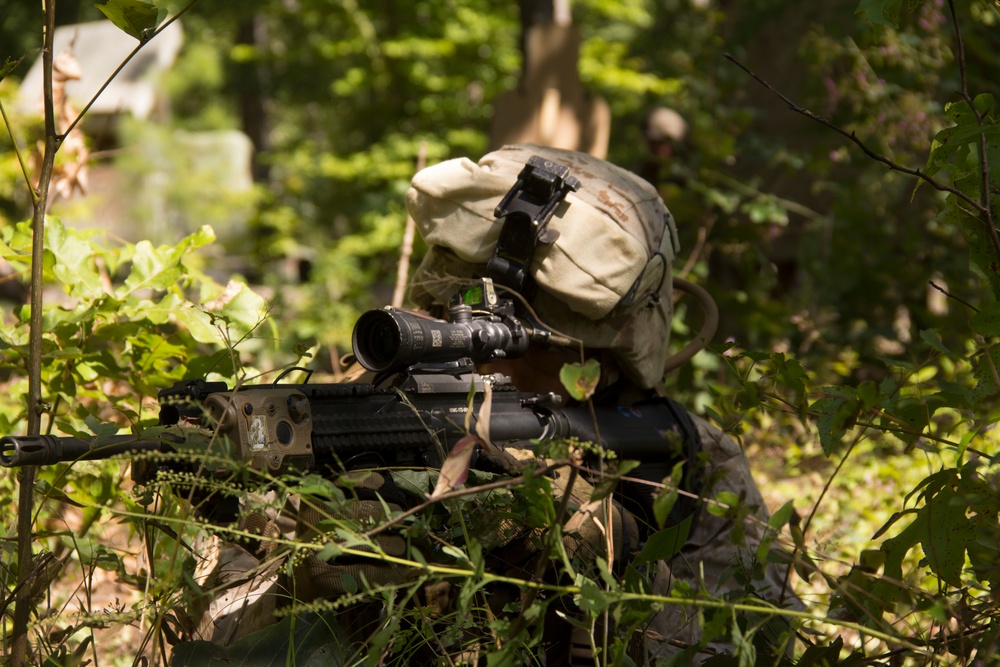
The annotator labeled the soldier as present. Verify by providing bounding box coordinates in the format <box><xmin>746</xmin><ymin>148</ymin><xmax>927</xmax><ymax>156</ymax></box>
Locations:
<box><xmin>404</xmin><ymin>143</ymin><xmax>799</xmax><ymax>662</ymax></box>
<box><xmin>184</xmin><ymin>143</ymin><xmax>799</xmax><ymax>665</ymax></box>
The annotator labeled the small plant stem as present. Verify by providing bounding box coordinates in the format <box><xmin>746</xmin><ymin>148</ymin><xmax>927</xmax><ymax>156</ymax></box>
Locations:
<box><xmin>59</xmin><ymin>2</ymin><xmax>202</xmax><ymax>142</ymax></box>
<box><xmin>0</xmin><ymin>98</ymin><xmax>38</xmax><ymax>206</ymax></box>
<box><xmin>946</xmin><ymin>0</ymin><xmax>1000</xmax><ymax>268</ymax></box>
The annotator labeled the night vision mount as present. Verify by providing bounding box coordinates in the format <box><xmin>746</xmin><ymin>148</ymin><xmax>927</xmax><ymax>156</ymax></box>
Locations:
<box><xmin>486</xmin><ymin>155</ymin><xmax>580</xmax><ymax>298</ymax></box>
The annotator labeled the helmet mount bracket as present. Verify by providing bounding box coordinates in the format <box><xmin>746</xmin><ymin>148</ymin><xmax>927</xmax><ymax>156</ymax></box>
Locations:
<box><xmin>486</xmin><ymin>155</ymin><xmax>580</xmax><ymax>299</ymax></box>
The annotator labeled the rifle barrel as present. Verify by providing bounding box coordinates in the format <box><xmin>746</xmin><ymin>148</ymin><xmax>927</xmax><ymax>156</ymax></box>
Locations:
<box><xmin>0</xmin><ymin>434</ymin><xmax>165</xmax><ymax>467</ymax></box>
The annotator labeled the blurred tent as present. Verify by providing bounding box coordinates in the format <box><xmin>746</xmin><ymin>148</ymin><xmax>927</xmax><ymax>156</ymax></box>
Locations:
<box><xmin>17</xmin><ymin>19</ymin><xmax>184</xmax><ymax>127</ymax></box>
<box><xmin>15</xmin><ymin>19</ymin><xmax>255</xmax><ymax>258</ymax></box>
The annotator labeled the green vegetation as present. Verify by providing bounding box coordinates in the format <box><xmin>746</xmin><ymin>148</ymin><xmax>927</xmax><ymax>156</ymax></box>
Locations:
<box><xmin>1</xmin><ymin>0</ymin><xmax>999</xmax><ymax>664</ymax></box>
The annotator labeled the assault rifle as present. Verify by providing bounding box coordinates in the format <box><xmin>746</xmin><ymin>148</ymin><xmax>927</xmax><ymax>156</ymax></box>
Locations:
<box><xmin>0</xmin><ymin>283</ymin><xmax>696</xmax><ymax>521</ymax></box>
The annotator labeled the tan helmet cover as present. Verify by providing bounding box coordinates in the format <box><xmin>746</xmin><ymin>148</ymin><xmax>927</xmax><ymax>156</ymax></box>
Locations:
<box><xmin>406</xmin><ymin>144</ymin><xmax>679</xmax><ymax>389</ymax></box>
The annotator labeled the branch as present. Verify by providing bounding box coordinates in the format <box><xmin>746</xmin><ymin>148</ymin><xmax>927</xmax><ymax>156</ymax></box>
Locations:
<box><xmin>722</xmin><ymin>52</ymin><xmax>988</xmax><ymax>217</ymax></box>
<box><xmin>391</xmin><ymin>141</ymin><xmax>427</xmax><ymax>308</ymax></box>
<box><xmin>947</xmin><ymin>0</ymin><xmax>1000</xmax><ymax>268</ymax></box>
<box><xmin>928</xmin><ymin>279</ymin><xmax>978</xmax><ymax>313</ymax></box>
<box><xmin>60</xmin><ymin>1</ymin><xmax>202</xmax><ymax>143</ymax></box>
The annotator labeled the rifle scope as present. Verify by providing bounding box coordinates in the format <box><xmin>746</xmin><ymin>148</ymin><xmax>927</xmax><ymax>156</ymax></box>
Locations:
<box><xmin>352</xmin><ymin>305</ymin><xmax>530</xmax><ymax>373</ymax></box>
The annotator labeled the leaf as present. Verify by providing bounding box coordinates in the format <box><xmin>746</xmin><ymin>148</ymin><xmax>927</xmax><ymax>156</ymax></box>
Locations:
<box><xmin>123</xmin><ymin>240</ymin><xmax>182</xmax><ymax>293</ymax></box>
<box><xmin>1</xmin><ymin>52</ymin><xmax>34</xmax><ymax>83</ymax></box>
<box><xmin>574</xmin><ymin>575</ymin><xmax>614</xmax><ymax>614</ymax></box>
<box><xmin>95</xmin><ymin>0</ymin><xmax>166</xmax><ymax>41</ymax></box>
<box><xmin>428</xmin><ymin>434</ymin><xmax>481</xmax><ymax>500</ymax></box>
<box><xmin>46</xmin><ymin>219</ymin><xmax>103</xmax><ymax>298</ymax></box>
<box><xmin>810</xmin><ymin>391</ymin><xmax>860</xmax><ymax>456</ymax></box>
<box><xmin>758</xmin><ymin>500</ymin><xmax>795</xmax><ymax>563</ymax></box>
<box><xmin>925</xmin><ymin>99</ymin><xmax>1000</xmax><ymax>182</ymax></box>
<box><xmin>316</xmin><ymin>543</ymin><xmax>343</xmax><ymax>561</ymax></box>
<box><xmin>34</xmin><ymin>479</ymin><xmax>86</xmax><ymax>508</ymax></box>
<box><xmin>946</xmin><ymin>204</ymin><xmax>1000</xmax><ymax>298</ymax></box>
<box><xmin>632</xmin><ymin>516</ymin><xmax>692</xmax><ymax>565</ymax></box>
<box><xmin>970</xmin><ymin>301</ymin><xmax>1000</xmax><ymax>337</ymax></box>
<box><xmin>474</xmin><ymin>377</ymin><xmax>493</xmax><ymax>442</ymax></box>
<box><xmin>973</xmin><ymin>345</ymin><xmax>1000</xmax><ymax>405</ymax></box>
<box><xmin>172</xmin><ymin>307</ymin><xmax>223</xmax><ymax>345</ymax></box>
<box><xmin>768</xmin><ymin>500</ymin><xmax>795</xmax><ymax>530</ymax></box>
<box><xmin>858</xmin><ymin>548</ymin><xmax>885</xmax><ymax>573</ymax></box>
<box><xmin>924</xmin><ymin>488</ymin><xmax>974</xmax><ymax>587</ymax></box>
<box><xmin>559</xmin><ymin>359</ymin><xmax>601</xmax><ymax>401</ymax></box>
<box><xmin>652</xmin><ymin>460</ymin><xmax>684</xmax><ymax>528</ymax></box>
<box><xmin>919</xmin><ymin>329</ymin><xmax>958</xmax><ymax>358</ymax></box>
<box><xmin>856</xmin><ymin>0</ymin><xmax>902</xmax><ymax>28</ymax></box>
<box><xmin>203</xmin><ymin>280</ymin><xmax>270</xmax><ymax>336</ymax></box>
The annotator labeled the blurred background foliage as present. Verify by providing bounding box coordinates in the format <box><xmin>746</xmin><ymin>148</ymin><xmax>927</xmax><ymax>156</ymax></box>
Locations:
<box><xmin>0</xmin><ymin>0</ymin><xmax>991</xmax><ymax>502</ymax></box>
<box><xmin>2</xmin><ymin>0</ymin><xmax>994</xmax><ymax>369</ymax></box>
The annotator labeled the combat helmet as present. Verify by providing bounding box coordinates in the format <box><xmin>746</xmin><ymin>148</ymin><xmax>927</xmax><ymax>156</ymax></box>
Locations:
<box><xmin>406</xmin><ymin>144</ymin><xmax>680</xmax><ymax>389</ymax></box>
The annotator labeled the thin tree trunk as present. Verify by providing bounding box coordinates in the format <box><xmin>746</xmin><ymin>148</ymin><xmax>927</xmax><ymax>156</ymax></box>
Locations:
<box><xmin>11</xmin><ymin>0</ymin><xmax>59</xmax><ymax>661</ymax></box>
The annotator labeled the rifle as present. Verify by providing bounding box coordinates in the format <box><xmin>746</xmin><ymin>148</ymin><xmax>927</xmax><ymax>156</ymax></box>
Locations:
<box><xmin>0</xmin><ymin>283</ymin><xmax>696</xmax><ymax>520</ymax></box>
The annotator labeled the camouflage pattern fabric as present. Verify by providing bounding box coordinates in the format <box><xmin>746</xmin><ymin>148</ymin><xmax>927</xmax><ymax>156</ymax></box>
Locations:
<box><xmin>644</xmin><ymin>416</ymin><xmax>801</xmax><ymax>662</ymax></box>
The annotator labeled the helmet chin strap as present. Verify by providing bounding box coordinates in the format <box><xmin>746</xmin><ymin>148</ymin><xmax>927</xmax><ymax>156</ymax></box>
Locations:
<box><xmin>486</xmin><ymin>155</ymin><xmax>580</xmax><ymax>300</ymax></box>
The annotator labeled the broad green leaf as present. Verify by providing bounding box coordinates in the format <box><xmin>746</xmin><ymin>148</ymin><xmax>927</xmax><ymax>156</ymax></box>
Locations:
<box><xmin>971</xmin><ymin>301</ymin><xmax>1000</xmax><ymax>337</ymax></box>
<box><xmin>316</xmin><ymin>543</ymin><xmax>343</xmax><ymax>561</ymax></box>
<box><xmin>730</xmin><ymin>615</ymin><xmax>757</xmax><ymax>667</ymax></box>
<box><xmin>973</xmin><ymin>346</ymin><xmax>1000</xmax><ymax>405</ymax></box>
<box><xmin>768</xmin><ymin>500</ymin><xmax>795</xmax><ymax>529</ymax></box>
<box><xmin>924</xmin><ymin>488</ymin><xmax>973</xmax><ymax>587</ymax></box>
<box><xmin>95</xmin><ymin>0</ymin><xmax>166</xmax><ymax>41</ymax></box>
<box><xmin>185</xmin><ymin>350</ymin><xmax>236</xmax><ymax>381</ymax></box>
<box><xmin>85</xmin><ymin>416</ymin><xmax>124</xmax><ymax>441</ymax></box>
<box><xmin>559</xmin><ymin>358</ymin><xmax>601</xmax><ymax>401</ymax></box>
<box><xmin>173</xmin><ymin>307</ymin><xmax>222</xmax><ymax>345</ymax></box>
<box><xmin>810</xmin><ymin>392</ymin><xmax>860</xmax><ymax>456</ymax></box>
<box><xmin>858</xmin><ymin>548</ymin><xmax>885</xmax><ymax>572</ymax></box>
<box><xmin>758</xmin><ymin>500</ymin><xmax>795</xmax><ymax>563</ymax></box>
<box><xmin>122</xmin><ymin>240</ymin><xmax>182</xmax><ymax>293</ymax></box>
<box><xmin>633</xmin><ymin>516</ymin><xmax>692</xmax><ymax>566</ymax></box>
<box><xmin>202</xmin><ymin>280</ymin><xmax>270</xmax><ymax>336</ymax></box>
<box><xmin>46</xmin><ymin>219</ymin><xmax>103</xmax><ymax>298</ymax></box>
<box><xmin>773</xmin><ymin>353</ymin><xmax>808</xmax><ymax>398</ymax></box>
<box><xmin>574</xmin><ymin>574</ymin><xmax>614</xmax><ymax>614</ymax></box>
<box><xmin>939</xmin><ymin>205</ymin><xmax>1000</xmax><ymax>298</ymax></box>
<box><xmin>925</xmin><ymin>100</ymin><xmax>1000</xmax><ymax>182</ymax></box>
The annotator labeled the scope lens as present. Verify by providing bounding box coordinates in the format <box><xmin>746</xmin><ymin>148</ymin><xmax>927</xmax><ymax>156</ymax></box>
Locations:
<box><xmin>352</xmin><ymin>310</ymin><xmax>403</xmax><ymax>371</ymax></box>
